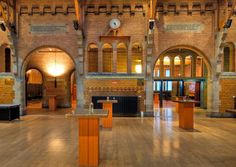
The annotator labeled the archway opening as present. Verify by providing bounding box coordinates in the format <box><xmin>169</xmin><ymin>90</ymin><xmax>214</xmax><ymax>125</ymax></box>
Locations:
<box><xmin>153</xmin><ymin>48</ymin><xmax>209</xmax><ymax>111</ymax></box>
<box><xmin>24</xmin><ymin>47</ymin><xmax>76</xmax><ymax>114</ymax></box>
<box><xmin>26</xmin><ymin>69</ymin><xmax>43</xmax><ymax>109</ymax></box>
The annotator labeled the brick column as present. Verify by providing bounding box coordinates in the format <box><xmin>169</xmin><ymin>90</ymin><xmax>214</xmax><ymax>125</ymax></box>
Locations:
<box><xmin>192</xmin><ymin>56</ymin><xmax>196</xmax><ymax>77</ymax></box>
<box><xmin>160</xmin><ymin>57</ymin><xmax>164</xmax><ymax>77</ymax></box>
<box><xmin>170</xmin><ymin>56</ymin><xmax>175</xmax><ymax>77</ymax></box>
<box><xmin>98</xmin><ymin>43</ymin><xmax>103</xmax><ymax>73</ymax></box>
<box><xmin>112</xmin><ymin>42</ymin><xmax>117</xmax><ymax>73</ymax></box>
<box><xmin>127</xmin><ymin>44</ymin><xmax>132</xmax><ymax>74</ymax></box>
<box><xmin>181</xmin><ymin>56</ymin><xmax>185</xmax><ymax>77</ymax></box>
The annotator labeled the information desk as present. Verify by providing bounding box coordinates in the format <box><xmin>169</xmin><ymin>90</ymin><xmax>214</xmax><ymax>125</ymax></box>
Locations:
<box><xmin>173</xmin><ymin>100</ymin><xmax>198</xmax><ymax>130</ymax></box>
<box><xmin>0</xmin><ymin>104</ymin><xmax>20</xmax><ymax>121</ymax></box>
<box><xmin>97</xmin><ymin>100</ymin><xmax>118</xmax><ymax>128</ymax></box>
<box><xmin>66</xmin><ymin>109</ymin><xmax>108</xmax><ymax>167</ymax></box>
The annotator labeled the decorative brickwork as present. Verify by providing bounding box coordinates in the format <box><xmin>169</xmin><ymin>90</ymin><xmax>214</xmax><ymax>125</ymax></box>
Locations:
<box><xmin>0</xmin><ymin>76</ymin><xmax>15</xmax><ymax>104</ymax></box>
<box><xmin>219</xmin><ymin>76</ymin><xmax>236</xmax><ymax>112</ymax></box>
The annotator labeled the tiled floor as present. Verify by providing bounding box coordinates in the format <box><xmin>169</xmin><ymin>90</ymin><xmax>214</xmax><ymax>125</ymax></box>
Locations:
<box><xmin>0</xmin><ymin>109</ymin><xmax>236</xmax><ymax>167</ymax></box>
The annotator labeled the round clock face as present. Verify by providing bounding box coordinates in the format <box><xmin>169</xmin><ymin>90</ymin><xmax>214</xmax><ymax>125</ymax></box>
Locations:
<box><xmin>109</xmin><ymin>19</ymin><xmax>121</xmax><ymax>29</ymax></box>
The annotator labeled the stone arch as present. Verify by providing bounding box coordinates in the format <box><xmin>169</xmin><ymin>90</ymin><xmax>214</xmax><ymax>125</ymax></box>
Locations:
<box><xmin>222</xmin><ymin>42</ymin><xmax>235</xmax><ymax>72</ymax></box>
<box><xmin>20</xmin><ymin>45</ymin><xmax>79</xmax><ymax>113</ymax></box>
<box><xmin>153</xmin><ymin>45</ymin><xmax>213</xmax><ymax>77</ymax></box>
<box><xmin>20</xmin><ymin>45</ymin><xmax>77</xmax><ymax>79</ymax></box>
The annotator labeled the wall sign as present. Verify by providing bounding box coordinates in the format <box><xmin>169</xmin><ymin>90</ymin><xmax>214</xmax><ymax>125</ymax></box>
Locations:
<box><xmin>164</xmin><ymin>23</ymin><xmax>204</xmax><ymax>33</ymax></box>
<box><xmin>30</xmin><ymin>24</ymin><xmax>67</xmax><ymax>34</ymax></box>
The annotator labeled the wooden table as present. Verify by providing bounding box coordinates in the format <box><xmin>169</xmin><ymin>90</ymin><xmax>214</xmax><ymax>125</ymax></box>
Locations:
<box><xmin>48</xmin><ymin>95</ymin><xmax>57</xmax><ymax>111</ymax></box>
<box><xmin>173</xmin><ymin>100</ymin><xmax>198</xmax><ymax>130</ymax></box>
<box><xmin>97</xmin><ymin>100</ymin><xmax>118</xmax><ymax>128</ymax></box>
<box><xmin>66</xmin><ymin>109</ymin><xmax>108</xmax><ymax>167</ymax></box>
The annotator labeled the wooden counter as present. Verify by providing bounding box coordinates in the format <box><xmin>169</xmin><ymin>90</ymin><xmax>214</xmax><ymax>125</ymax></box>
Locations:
<box><xmin>48</xmin><ymin>95</ymin><xmax>57</xmax><ymax>111</ymax></box>
<box><xmin>97</xmin><ymin>100</ymin><xmax>118</xmax><ymax>128</ymax></box>
<box><xmin>173</xmin><ymin>100</ymin><xmax>198</xmax><ymax>130</ymax></box>
<box><xmin>66</xmin><ymin>109</ymin><xmax>108</xmax><ymax>167</ymax></box>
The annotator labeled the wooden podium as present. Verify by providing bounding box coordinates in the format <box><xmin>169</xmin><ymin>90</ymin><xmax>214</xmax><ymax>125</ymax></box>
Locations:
<box><xmin>48</xmin><ymin>95</ymin><xmax>57</xmax><ymax>111</ymax></box>
<box><xmin>173</xmin><ymin>100</ymin><xmax>197</xmax><ymax>130</ymax></box>
<box><xmin>66</xmin><ymin>109</ymin><xmax>108</xmax><ymax>167</ymax></box>
<box><xmin>97</xmin><ymin>100</ymin><xmax>118</xmax><ymax>128</ymax></box>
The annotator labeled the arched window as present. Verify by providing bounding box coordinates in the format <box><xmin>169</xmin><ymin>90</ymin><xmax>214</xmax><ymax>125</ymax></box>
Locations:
<box><xmin>223</xmin><ymin>46</ymin><xmax>230</xmax><ymax>72</ymax></box>
<box><xmin>185</xmin><ymin>56</ymin><xmax>192</xmax><ymax>77</ymax></box>
<box><xmin>174</xmin><ymin>56</ymin><xmax>181</xmax><ymax>77</ymax></box>
<box><xmin>5</xmin><ymin>48</ymin><xmax>11</xmax><ymax>72</ymax></box>
<box><xmin>103</xmin><ymin>43</ymin><xmax>113</xmax><ymax>72</ymax></box>
<box><xmin>163</xmin><ymin>56</ymin><xmax>170</xmax><ymax>77</ymax></box>
<box><xmin>223</xmin><ymin>43</ymin><xmax>235</xmax><ymax>72</ymax></box>
<box><xmin>117</xmin><ymin>43</ymin><xmax>127</xmax><ymax>73</ymax></box>
<box><xmin>26</xmin><ymin>69</ymin><xmax>43</xmax><ymax>84</ymax></box>
<box><xmin>132</xmin><ymin>43</ymin><xmax>142</xmax><ymax>73</ymax></box>
<box><xmin>196</xmin><ymin>56</ymin><xmax>203</xmax><ymax>77</ymax></box>
<box><xmin>88</xmin><ymin>44</ymin><xmax>98</xmax><ymax>72</ymax></box>
<box><xmin>0</xmin><ymin>46</ymin><xmax>11</xmax><ymax>73</ymax></box>
<box><xmin>154</xmin><ymin>59</ymin><xmax>160</xmax><ymax>77</ymax></box>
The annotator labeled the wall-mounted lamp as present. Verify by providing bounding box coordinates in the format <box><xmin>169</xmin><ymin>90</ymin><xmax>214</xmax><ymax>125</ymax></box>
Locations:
<box><xmin>224</xmin><ymin>19</ymin><xmax>233</xmax><ymax>29</ymax></box>
<box><xmin>73</xmin><ymin>20</ymin><xmax>79</xmax><ymax>30</ymax></box>
<box><xmin>0</xmin><ymin>23</ymin><xmax>6</xmax><ymax>31</ymax></box>
<box><xmin>149</xmin><ymin>19</ymin><xmax>155</xmax><ymax>30</ymax></box>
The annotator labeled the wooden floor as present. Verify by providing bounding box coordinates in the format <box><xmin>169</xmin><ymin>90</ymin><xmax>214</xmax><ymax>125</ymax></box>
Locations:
<box><xmin>0</xmin><ymin>110</ymin><xmax>236</xmax><ymax>167</ymax></box>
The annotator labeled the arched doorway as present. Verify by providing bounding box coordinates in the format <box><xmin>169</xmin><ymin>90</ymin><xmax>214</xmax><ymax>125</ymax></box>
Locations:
<box><xmin>153</xmin><ymin>48</ymin><xmax>210</xmax><ymax>111</ymax></box>
<box><xmin>26</xmin><ymin>69</ymin><xmax>43</xmax><ymax>109</ymax></box>
<box><xmin>23</xmin><ymin>47</ymin><xmax>76</xmax><ymax>113</ymax></box>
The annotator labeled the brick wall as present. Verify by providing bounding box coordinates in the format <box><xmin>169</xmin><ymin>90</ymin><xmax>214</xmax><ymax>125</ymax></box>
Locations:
<box><xmin>84</xmin><ymin>79</ymin><xmax>145</xmax><ymax>112</ymax></box>
<box><xmin>219</xmin><ymin>78</ymin><xmax>236</xmax><ymax>112</ymax></box>
<box><xmin>0</xmin><ymin>76</ymin><xmax>15</xmax><ymax>104</ymax></box>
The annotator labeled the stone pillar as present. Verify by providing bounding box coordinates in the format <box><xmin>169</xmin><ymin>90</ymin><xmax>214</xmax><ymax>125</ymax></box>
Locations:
<box><xmin>112</xmin><ymin>42</ymin><xmax>117</xmax><ymax>73</ymax></box>
<box><xmin>210</xmin><ymin>76</ymin><xmax>220</xmax><ymax>112</ymax></box>
<box><xmin>98</xmin><ymin>43</ymin><xmax>103</xmax><ymax>73</ymax></box>
<box><xmin>13</xmin><ymin>76</ymin><xmax>25</xmax><ymax>115</ymax></box>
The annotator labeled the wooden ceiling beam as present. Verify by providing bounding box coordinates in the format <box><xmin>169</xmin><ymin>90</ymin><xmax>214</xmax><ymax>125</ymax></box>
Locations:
<box><xmin>149</xmin><ymin>0</ymin><xmax>157</xmax><ymax>19</ymax></box>
<box><xmin>74</xmin><ymin>0</ymin><xmax>81</xmax><ymax>22</ymax></box>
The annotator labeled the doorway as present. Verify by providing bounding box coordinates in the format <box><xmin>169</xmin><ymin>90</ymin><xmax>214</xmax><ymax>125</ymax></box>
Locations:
<box><xmin>24</xmin><ymin>47</ymin><xmax>76</xmax><ymax>114</ymax></box>
<box><xmin>26</xmin><ymin>69</ymin><xmax>43</xmax><ymax>109</ymax></box>
<box><xmin>153</xmin><ymin>48</ymin><xmax>208</xmax><ymax>111</ymax></box>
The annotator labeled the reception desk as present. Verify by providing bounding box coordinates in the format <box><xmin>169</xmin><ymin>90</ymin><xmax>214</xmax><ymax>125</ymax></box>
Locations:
<box><xmin>173</xmin><ymin>100</ymin><xmax>197</xmax><ymax>130</ymax></box>
<box><xmin>97</xmin><ymin>100</ymin><xmax>118</xmax><ymax>128</ymax></box>
<box><xmin>48</xmin><ymin>95</ymin><xmax>57</xmax><ymax>111</ymax></box>
<box><xmin>66</xmin><ymin>109</ymin><xmax>108</xmax><ymax>167</ymax></box>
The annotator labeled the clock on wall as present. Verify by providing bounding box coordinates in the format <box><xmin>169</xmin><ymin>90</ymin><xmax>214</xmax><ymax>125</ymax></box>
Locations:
<box><xmin>109</xmin><ymin>18</ymin><xmax>121</xmax><ymax>29</ymax></box>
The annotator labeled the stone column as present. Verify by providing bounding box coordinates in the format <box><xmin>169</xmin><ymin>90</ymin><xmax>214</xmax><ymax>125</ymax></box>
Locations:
<box><xmin>145</xmin><ymin>30</ymin><xmax>154</xmax><ymax>112</ymax></box>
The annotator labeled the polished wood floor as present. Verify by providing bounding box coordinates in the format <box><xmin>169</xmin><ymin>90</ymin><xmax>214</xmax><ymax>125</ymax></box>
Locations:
<box><xmin>0</xmin><ymin>109</ymin><xmax>236</xmax><ymax>167</ymax></box>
